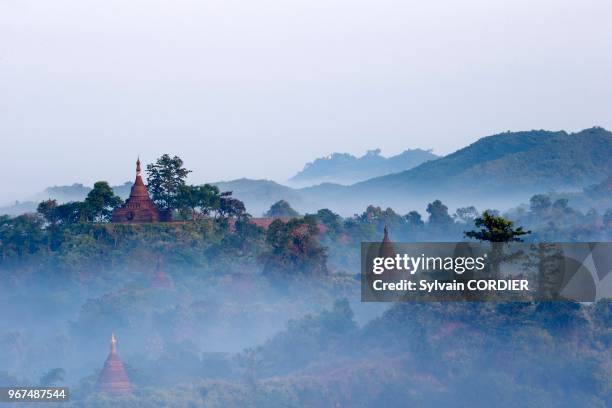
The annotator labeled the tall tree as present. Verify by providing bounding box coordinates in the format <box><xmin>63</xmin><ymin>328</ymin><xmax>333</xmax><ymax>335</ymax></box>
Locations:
<box><xmin>265</xmin><ymin>200</ymin><xmax>299</xmax><ymax>218</ymax></box>
<box><xmin>426</xmin><ymin>199</ymin><xmax>453</xmax><ymax>226</ymax></box>
<box><xmin>263</xmin><ymin>215</ymin><xmax>327</xmax><ymax>278</ymax></box>
<box><xmin>454</xmin><ymin>206</ymin><xmax>479</xmax><ymax>223</ymax></box>
<box><xmin>37</xmin><ymin>199</ymin><xmax>60</xmax><ymax>226</ymax></box>
<box><xmin>530</xmin><ymin>194</ymin><xmax>551</xmax><ymax>214</ymax></box>
<box><xmin>219</xmin><ymin>192</ymin><xmax>246</xmax><ymax>219</ymax></box>
<box><xmin>464</xmin><ymin>211</ymin><xmax>530</xmax><ymax>242</ymax></box>
<box><xmin>146</xmin><ymin>154</ymin><xmax>192</xmax><ymax>211</ymax></box>
<box><xmin>404</xmin><ymin>210</ymin><xmax>424</xmax><ymax>227</ymax></box>
<box><xmin>314</xmin><ymin>208</ymin><xmax>342</xmax><ymax>233</ymax></box>
<box><xmin>83</xmin><ymin>181</ymin><xmax>122</xmax><ymax>222</ymax></box>
<box><xmin>464</xmin><ymin>211</ymin><xmax>531</xmax><ymax>279</ymax></box>
<box><xmin>177</xmin><ymin>184</ymin><xmax>220</xmax><ymax>220</ymax></box>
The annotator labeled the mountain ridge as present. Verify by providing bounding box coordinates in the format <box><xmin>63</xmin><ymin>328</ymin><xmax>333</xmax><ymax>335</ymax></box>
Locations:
<box><xmin>2</xmin><ymin>127</ymin><xmax>610</xmax><ymax>216</ymax></box>
<box><xmin>353</xmin><ymin>127</ymin><xmax>611</xmax><ymax>193</ymax></box>
<box><xmin>288</xmin><ymin>148</ymin><xmax>438</xmax><ymax>186</ymax></box>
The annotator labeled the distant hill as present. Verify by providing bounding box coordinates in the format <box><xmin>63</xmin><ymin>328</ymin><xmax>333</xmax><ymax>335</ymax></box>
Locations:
<box><xmin>289</xmin><ymin>148</ymin><xmax>438</xmax><ymax>186</ymax></box>
<box><xmin>212</xmin><ymin>179</ymin><xmax>308</xmax><ymax>216</ymax></box>
<box><xmin>32</xmin><ymin>182</ymin><xmax>133</xmax><ymax>203</ymax></box>
<box><xmin>0</xmin><ymin>182</ymin><xmax>133</xmax><ymax>216</ymax></box>
<box><xmin>353</xmin><ymin>127</ymin><xmax>612</xmax><ymax>194</ymax></box>
<box><xmin>2</xmin><ymin>128</ymin><xmax>610</xmax><ymax>217</ymax></box>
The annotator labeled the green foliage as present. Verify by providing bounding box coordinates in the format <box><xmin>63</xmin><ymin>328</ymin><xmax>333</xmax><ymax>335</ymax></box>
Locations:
<box><xmin>312</xmin><ymin>208</ymin><xmax>342</xmax><ymax>233</ymax></box>
<box><xmin>219</xmin><ymin>192</ymin><xmax>247</xmax><ymax>219</ymax></box>
<box><xmin>37</xmin><ymin>199</ymin><xmax>60</xmax><ymax>225</ymax></box>
<box><xmin>37</xmin><ymin>182</ymin><xmax>121</xmax><ymax>225</ymax></box>
<box><xmin>251</xmin><ymin>298</ymin><xmax>357</xmax><ymax>376</ymax></box>
<box><xmin>83</xmin><ymin>181</ymin><xmax>123</xmax><ymax>222</ymax></box>
<box><xmin>426</xmin><ymin>199</ymin><xmax>453</xmax><ymax>226</ymax></box>
<box><xmin>464</xmin><ymin>211</ymin><xmax>531</xmax><ymax>242</ymax></box>
<box><xmin>0</xmin><ymin>213</ymin><xmax>46</xmax><ymax>259</ymax></box>
<box><xmin>358</xmin><ymin>205</ymin><xmax>403</xmax><ymax>228</ymax></box>
<box><xmin>146</xmin><ymin>154</ymin><xmax>192</xmax><ymax>211</ymax></box>
<box><xmin>530</xmin><ymin>194</ymin><xmax>552</xmax><ymax>213</ymax></box>
<box><xmin>263</xmin><ymin>216</ymin><xmax>327</xmax><ymax>277</ymax></box>
<box><xmin>56</xmin><ymin>202</ymin><xmax>86</xmax><ymax>224</ymax></box>
<box><xmin>404</xmin><ymin>210</ymin><xmax>424</xmax><ymax>227</ymax></box>
<box><xmin>264</xmin><ymin>200</ymin><xmax>299</xmax><ymax>218</ymax></box>
<box><xmin>454</xmin><ymin>206</ymin><xmax>479</xmax><ymax>223</ymax></box>
<box><xmin>177</xmin><ymin>184</ymin><xmax>221</xmax><ymax>220</ymax></box>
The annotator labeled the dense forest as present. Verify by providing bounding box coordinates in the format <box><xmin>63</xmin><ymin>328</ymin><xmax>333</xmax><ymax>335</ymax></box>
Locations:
<box><xmin>0</xmin><ymin>154</ymin><xmax>610</xmax><ymax>407</ymax></box>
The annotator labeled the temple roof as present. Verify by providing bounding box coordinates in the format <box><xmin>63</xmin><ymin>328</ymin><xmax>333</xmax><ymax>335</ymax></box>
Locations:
<box><xmin>97</xmin><ymin>333</ymin><xmax>132</xmax><ymax>396</ymax></box>
<box><xmin>129</xmin><ymin>158</ymin><xmax>151</xmax><ymax>199</ymax></box>
<box><xmin>379</xmin><ymin>224</ymin><xmax>396</xmax><ymax>258</ymax></box>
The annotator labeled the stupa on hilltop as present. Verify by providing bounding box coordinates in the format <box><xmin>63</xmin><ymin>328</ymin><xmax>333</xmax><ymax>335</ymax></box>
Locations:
<box><xmin>112</xmin><ymin>159</ymin><xmax>163</xmax><ymax>223</ymax></box>
<box><xmin>379</xmin><ymin>224</ymin><xmax>396</xmax><ymax>258</ymax></box>
<box><xmin>97</xmin><ymin>333</ymin><xmax>132</xmax><ymax>396</ymax></box>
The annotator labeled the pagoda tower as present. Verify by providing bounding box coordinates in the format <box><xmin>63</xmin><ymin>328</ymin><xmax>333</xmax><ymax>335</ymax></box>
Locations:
<box><xmin>97</xmin><ymin>333</ymin><xmax>132</xmax><ymax>396</ymax></box>
<box><xmin>112</xmin><ymin>159</ymin><xmax>162</xmax><ymax>223</ymax></box>
<box><xmin>379</xmin><ymin>225</ymin><xmax>396</xmax><ymax>258</ymax></box>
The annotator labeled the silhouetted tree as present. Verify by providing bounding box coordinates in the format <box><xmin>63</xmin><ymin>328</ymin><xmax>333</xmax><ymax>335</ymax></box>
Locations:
<box><xmin>146</xmin><ymin>154</ymin><xmax>192</xmax><ymax>211</ymax></box>
<box><xmin>530</xmin><ymin>194</ymin><xmax>551</xmax><ymax>213</ymax></box>
<box><xmin>219</xmin><ymin>192</ymin><xmax>246</xmax><ymax>219</ymax></box>
<box><xmin>37</xmin><ymin>199</ymin><xmax>60</xmax><ymax>225</ymax></box>
<box><xmin>54</xmin><ymin>202</ymin><xmax>85</xmax><ymax>225</ymax></box>
<box><xmin>404</xmin><ymin>211</ymin><xmax>424</xmax><ymax>227</ymax></box>
<box><xmin>263</xmin><ymin>215</ymin><xmax>326</xmax><ymax>278</ymax></box>
<box><xmin>454</xmin><ymin>206</ymin><xmax>479</xmax><ymax>223</ymax></box>
<box><xmin>265</xmin><ymin>200</ymin><xmax>299</xmax><ymax>218</ymax></box>
<box><xmin>177</xmin><ymin>184</ymin><xmax>221</xmax><ymax>220</ymax></box>
<box><xmin>426</xmin><ymin>199</ymin><xmax>453</xmax><ymax>226</ymax></box>
<box><xmin>83</xmin><ymin>181</ymin><xmax>122</xmax><ymax>222</ymax></box>
<box><xmin>314</xmin><ymin>208</ymin><xmax>342</xmax><ymax>232</ymax></box>
<box><xmin>464</xmin><ymin>211</ymin><xmax>530</xmax><ymax>243</ymax></box>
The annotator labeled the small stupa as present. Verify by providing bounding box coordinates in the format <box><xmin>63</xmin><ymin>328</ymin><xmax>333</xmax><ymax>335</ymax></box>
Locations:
<box><xmin>97</xmin><ymin>333</ymin><xmax>132</xmax><ymax>396</ymax></box>
<box><xmin>111</xmin><ymin>158</ymin><xmax>162</xmax><ymax>223</ymax></box>
<box><xmin>379</xmin><ymin>224</ymin><xmax>396</xmax><ymax>258</ymax></box>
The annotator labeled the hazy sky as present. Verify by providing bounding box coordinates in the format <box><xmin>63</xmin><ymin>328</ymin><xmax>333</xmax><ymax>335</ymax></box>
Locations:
<box><xmin>1</xmin><ymin>0</ymin><xmax>611</xmax><ymax>203</ymax></box>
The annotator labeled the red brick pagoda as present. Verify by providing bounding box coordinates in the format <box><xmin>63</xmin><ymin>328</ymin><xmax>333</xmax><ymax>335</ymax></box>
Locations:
<box><xmin>97</xmin><ymin>333</ymin><xmax>132</xmax><ymax>396</ymax></box>
<box><xmin>112</xmin><ymin>159</ymin><xmax>161</xmax><ymax>223</ymax></box>
<box><xmin>380</xmin><ymin>224</ymin><xmax>396</xmax><ymax>258</ymax></box>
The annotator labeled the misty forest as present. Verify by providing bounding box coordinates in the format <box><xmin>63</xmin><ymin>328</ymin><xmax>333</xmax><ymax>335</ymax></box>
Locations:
<box><xmin>1</xmin><ymin>129</ymin><xmax>611</xmax><ymax>407</ymax></box>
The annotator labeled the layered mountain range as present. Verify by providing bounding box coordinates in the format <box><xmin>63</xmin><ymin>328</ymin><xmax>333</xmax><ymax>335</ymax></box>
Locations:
<box><xmin>2</xmin><ymin>127</ymin><xmax>610</xmax><ymax>216</ymax></box>
<box><xmin>217</xmin><ymin>127</ymin><xmax>612</xmax><ymax>214</ymax></box>
<box><xmin>288</xmin><ymin>148</ymin><xmax>439</xmax><ymax>186</ymax></box>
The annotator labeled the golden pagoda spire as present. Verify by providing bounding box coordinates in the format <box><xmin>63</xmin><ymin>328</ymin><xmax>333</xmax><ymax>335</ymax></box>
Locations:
<box><xmin>111</xmin><ymin>332</ymin><xmax>117</xmax><ymax>354</ymax></box>
<box><xmin>136</xmin><ymin>157</ymin><xmax>141</xmax><ymax>177</ymax></box>
<box><xmin>97</xmin><ymin>332</ymin><xmax>132</xmax><ymax>396</ymax></box>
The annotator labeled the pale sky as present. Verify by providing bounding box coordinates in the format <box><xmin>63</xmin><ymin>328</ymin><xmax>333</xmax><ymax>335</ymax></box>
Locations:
<box><xmin>1</xmin><ymin>0</ymin><xmax>611</xmax><ymax>203</ymax></box>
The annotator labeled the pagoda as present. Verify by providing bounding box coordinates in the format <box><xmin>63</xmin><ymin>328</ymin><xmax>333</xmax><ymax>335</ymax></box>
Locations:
<box><xmin>379</xmin><ymin>225</ymin><xmax>396</xmax><ymax>258</ymax></box>
<box><xmin>112</xmin><ymin>159</ymin><xmax>161</xmax><ymax>223</ymax></box>
<box><xmin>97</xmin><ymin>333</ymin><xmax>132</xmax><ymax>396</ymax></box>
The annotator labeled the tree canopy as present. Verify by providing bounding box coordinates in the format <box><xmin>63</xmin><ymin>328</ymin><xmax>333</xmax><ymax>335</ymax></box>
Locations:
<box><xmin>464</xmin><ymin>210</ymin><xmax>531</xmax><ymax>242</ymax></box>
<box><xmin>146</xmin><ymin>154</ymin><xmax>192</xmax><ymax>211</ymax></box>
<box><xmin>265</xmin><ymin>200</ymin><xmax>299</xmax><ymax>218</ymax></box>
